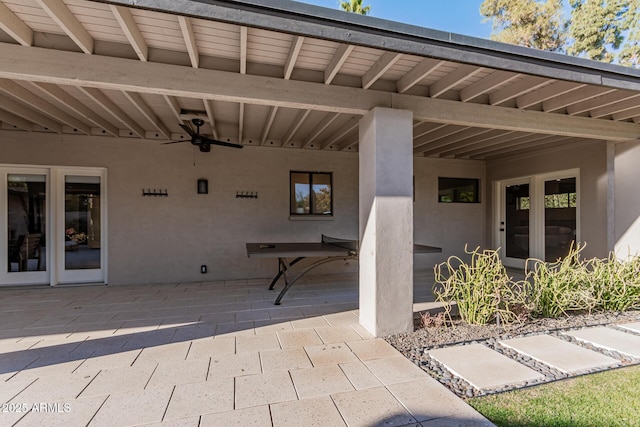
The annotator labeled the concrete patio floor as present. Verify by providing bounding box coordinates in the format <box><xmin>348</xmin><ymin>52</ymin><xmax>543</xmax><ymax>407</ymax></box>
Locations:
<box><xmin>0</xmin><ymin>271</ymin><xmax>492</xmax><ymax>427</ymax></box>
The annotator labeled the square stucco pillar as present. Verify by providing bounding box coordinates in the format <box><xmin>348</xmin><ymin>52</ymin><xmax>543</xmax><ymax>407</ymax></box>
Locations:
<box><xmin>359</xmin><ymin>107</ymin><xmax>414</xmax><ymax>337</ymax></box>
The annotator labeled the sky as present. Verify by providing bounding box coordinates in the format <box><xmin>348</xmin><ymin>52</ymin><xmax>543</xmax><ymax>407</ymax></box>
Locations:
<box><xmin>294</xmin><ymin>0</ymin><xmax>493</xmax><ymax>39</ymax></box>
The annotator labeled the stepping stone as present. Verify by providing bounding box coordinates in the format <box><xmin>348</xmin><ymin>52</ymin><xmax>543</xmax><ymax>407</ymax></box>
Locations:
<box><xmin>500</xmin><ymin>335</ymin><xmax>619</xmax><ymax>374</ymax></box>
<box><xmin>618</xmin><ymin>322</ymin><xmax>640</xmax><ymax>334</ymax></box>
<box><xmin>427</xmin><ymin>344</ymin><xmax>543</xmax><ymax>390</ymax></box>
<box><xmin>564</xmin><ymin>327</ymin><xmax>640</xmax><ymax>358</ymax></box>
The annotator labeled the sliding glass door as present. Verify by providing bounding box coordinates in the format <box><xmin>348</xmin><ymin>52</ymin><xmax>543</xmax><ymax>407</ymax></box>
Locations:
<box><xmin>1</xmin><ymin>166</ymin><xmax>106</xmax><ymax>286</ymax></box>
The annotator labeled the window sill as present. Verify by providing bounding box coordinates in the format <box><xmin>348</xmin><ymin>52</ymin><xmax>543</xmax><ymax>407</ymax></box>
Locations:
<box><xmin>289</xmin><ymin>215</ymin><xmax>334</xmax><ymax>221</ymax></box>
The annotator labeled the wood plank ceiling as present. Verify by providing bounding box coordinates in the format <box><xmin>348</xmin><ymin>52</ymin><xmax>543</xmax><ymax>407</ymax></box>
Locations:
<box><xmin>0</xmin><ymin>0</ymin><xmax>639</xmax><ymax>161</ymax></box>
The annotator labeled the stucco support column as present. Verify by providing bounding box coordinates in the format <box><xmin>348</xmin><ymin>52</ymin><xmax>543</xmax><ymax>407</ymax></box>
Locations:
<box><xmin>358</xmin><ymin>107</ymin><xmax>414</xmax><ymax>337</ymax></box>
<box><xmin>606</xmin><ymin>142</ymin><xmax>615</xmax><ymax>253</ymax></box>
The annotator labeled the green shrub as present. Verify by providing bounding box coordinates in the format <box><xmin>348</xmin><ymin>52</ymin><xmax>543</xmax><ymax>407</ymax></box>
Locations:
<box><xmin>433</xmin><ymin>246</ymin><xmax>527</xmax><ymax>325</ymax></box>
<box><xmin>590</xmin><ymin>253</ymin><xmax>640</xmax><ymax>312</ymax></box>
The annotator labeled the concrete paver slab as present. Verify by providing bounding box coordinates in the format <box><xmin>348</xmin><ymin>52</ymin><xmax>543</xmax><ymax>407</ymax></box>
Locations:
<box><xmin>143</xmin><ymin>416</ymin><xmax>200</xmax><ymax>427</ymax></box>
<box><xmin>236</xmin><ymin>333</ymin><xmax>281</xmax><ymax>353</ymax></box>
<box><xmin>260</xmin><ymin>348</ymin><xmax>312</xmax><ymax>373</ymax></box>
<box><xmin>564</xmin><ymin>327</ymin><xmax>640</xmax><ymax>358</ymax></box>
<box><xmin>200</xmin><ymin>405</ymin><xmax>271</xmax><ymax>427</ymax></box>
<box><xmin>271</xmin><ymin>396</ymin><xmax>347</xmax><ymax>427</ymax></box>
<box><xmin>428</xmin><ymin>344</ymin><xmax>544</xmax><ymax>390</ymax></box>
<box><xmin>363</xmin><ymin>356</ymin><xmax>427</xmax><ymax>385</ymax></box>
<box><xmin>277</xmin><ymin>329</ymin><xmax>323</xmax><ymax>349</ymax></box>
<box><xmin>207</xmin><ymin>351</ymin><xmax>261</xmax><ymax>379</ymax></box>
<box><xmin>304</xmin><ymin>343</ymin><xmax>359</xmax><ymax>367</ymax></box>
<box><xmin>290</xmin><ymin>365</ymin><xmax>354</xmax><ymax>399</ymax></box>
<box><xmin>146</xmin><ymin>358</ymin><xmax>209</xmax><ymax>388</ymax></box>
<box><xmin>88</xmin><ymin>386</ymin><xmax>173</xmax><ymax>427</ymax></box>
<box><xmin>12</xmin><ymin>371</ymin><xmax>99</xmax><ymax>403</ymax></box>
<box><xmin>186</xmin><ymin>336</ymin><xmax>235</xmax><ymax>360</ymax></box>
<box><xmin>80</xmin><ymin>363</ymin><xmax>157</xmax><ymax>397</ymax></box>
<box><xmin>387</xmin><ymin>379</ymin><xmax>493</xmax><ymax>424</ymax></box>
<box><xmin>347</xmin><ymin>338</ymin><xmax>400</xmax><ymax>361</ymax></box>
<box><xmin>234</xmin><ymin>371</ymin><xmax>298</xmax><ymax>409</ymax></box>
<box><xmin>164</xmin><ymin>378</ymin><xmax>234</xmax><ymax>420</ymax></box>
<box><xmin>332</xmin><ymin>386</ymin><xmax>417</xmax><ymax>427</ymax></box>
<box><xmin>500</xmin><ymin>335</ymin><xmax>620</xmax><ymax>373</ymax></box>
<box><xmin>618</xmin><ymin>322</ymin><xmax>640</xmax><ymax>334</ymax></box>
<box><xmin>339</xmin><ymin>361</ymin><xmax>383</xmax><ymax>390</ymax></box>
<box><xmin>314</xmin><ymin>325</ymin><xmax>362</xmax><ymax>344</ymax></box>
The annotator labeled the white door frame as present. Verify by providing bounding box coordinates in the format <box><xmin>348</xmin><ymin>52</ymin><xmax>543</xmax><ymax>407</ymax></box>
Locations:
<box><xmin>0</xmin><ymin>164</ymin><xmax>107</xmax><ymax>286</ymax></box>
<box><xmin>54</xmin><ymin>167</ymin><xmax>108</xmax><ymax>285</ymax></box>
<box><xmin>0</xmin><ymin>166</ymin><xmax>51</xmax><ymax>286</ymax></box>
<box><xmin>495</xmin><ymin>168</ymin><xmax>580</xmax><ymax>267</ymax></box>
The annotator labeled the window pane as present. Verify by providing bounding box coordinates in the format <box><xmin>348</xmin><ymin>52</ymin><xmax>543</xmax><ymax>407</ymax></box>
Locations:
<box><xmin>65</xmin><ymin>176</ymin><xmax>101</xmax><ymax>270</ymax></box>
<box><xmin>291</xmin><ymin>172</ymin><xmax>310</xmax><ymax>214</ymax></box>
<box><xmin>312</xmin><ymin>173</ymin><xmax>332</xmax><ymax>215</ymax></box>
<box><xmin>544</xmin><ymin>178</ymin><xmax>576</xmax><ymax>262</ymax></box>
<box><xmin>7</xmin><ymin>174</ymin><xmax>46</xmax><ymax>272</ymax></box>
<box><xmin>438</xmin><ymin>178</ymin><xmax>479</xmax><ymax>203</ymax></box>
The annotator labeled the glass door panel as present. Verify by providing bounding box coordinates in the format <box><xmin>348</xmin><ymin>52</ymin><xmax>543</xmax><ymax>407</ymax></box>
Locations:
<box><xmin>57</xmin><ymin>171</ymin><xmax>105</xmax><ymax>284</ymax></box>
<box><xmin>544</xmin><ymin>177</ymin><xmax>577</xmax><ymax>262</ymax></box>
<box><xmin>503</xmin><ymin>183</ymin><xmax>530</xmax><ymax>265</ymax></box>
<box><xmin>1</xmin><ymin>169</ymin><xmax>49</xmax><ymax>286</ymax></box>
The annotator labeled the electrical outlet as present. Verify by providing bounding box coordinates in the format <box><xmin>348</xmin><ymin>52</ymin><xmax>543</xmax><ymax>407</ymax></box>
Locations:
<box><xmin>201</xmin><ymin>265</ymin><xmax>207</xmax><ymax>274</ymax></box>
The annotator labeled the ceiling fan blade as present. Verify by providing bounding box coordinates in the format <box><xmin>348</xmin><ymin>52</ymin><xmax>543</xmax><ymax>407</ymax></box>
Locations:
<box><xmin>201</xmin><ymin>136</ymin><xmax>244</xmax><ymax>149</ymax></box>
<box><xmin>179</xmin><ymin>123</ymin><xmax>196</xmax><ymax>136</ymax></box>
<box><xmin>162</xmin><ymin>140</ymin><xmax>187</xmax><ymax>145</ymax></box>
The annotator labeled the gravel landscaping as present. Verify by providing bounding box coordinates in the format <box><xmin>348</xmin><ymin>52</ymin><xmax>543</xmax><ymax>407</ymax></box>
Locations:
<box><xmin>385</xmin><ymin>309</ymin><xmax>640</xmax><ymax>398</ymax></box>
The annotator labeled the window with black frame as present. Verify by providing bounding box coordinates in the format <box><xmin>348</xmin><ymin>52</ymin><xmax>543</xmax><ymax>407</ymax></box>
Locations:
<box><xmin>290</xmin><ymin>171</ymin><xmax>333</xmax><ymax>216</ymax></box>
<box><xmin>438</xmin><ymin>177</ymin><xmax>480</xmax><ymax>203</ymax></box>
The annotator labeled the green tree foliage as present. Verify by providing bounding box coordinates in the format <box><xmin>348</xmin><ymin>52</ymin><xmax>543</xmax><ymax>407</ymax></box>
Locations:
<box><xmin>339</xmin><ymin>0</ymin><xmax>372</xmax><ymax>15</ymax></box>
<box><xmin>480</xmin><ymin>0</ymin><xmax>566</xmax><ymax>50</ymax></box>
<box><xmin>481</xmin><ymin>0</ymin><xmax>640</xmax><ymax>67</ymax></box>
<box><xmin>568</xmin><ymin>0</ymin><xmax>630</xmax><ymax>62</ymax></box>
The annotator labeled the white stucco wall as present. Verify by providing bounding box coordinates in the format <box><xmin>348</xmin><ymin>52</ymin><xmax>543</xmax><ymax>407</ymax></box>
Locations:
<box><xmin>1</xmin><ymin>131</ymin><xmax>488</xmax><ymax>285</ymax></box>
<box><xmin>614</xmin><ymin>140</ymin><xmax>640</xmax><ymax>259</ymax></box>
<box><xmin>486</xmin><ymin>141</ymin><xmax>608</xmax><ymax>259</ymax></box>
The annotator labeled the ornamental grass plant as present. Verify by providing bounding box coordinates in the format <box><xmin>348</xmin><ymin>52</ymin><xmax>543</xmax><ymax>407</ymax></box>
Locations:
<box><xmin>433</xmin><ymin>243</ymin><xmax>640</xmax><ymax>326</ymax></box>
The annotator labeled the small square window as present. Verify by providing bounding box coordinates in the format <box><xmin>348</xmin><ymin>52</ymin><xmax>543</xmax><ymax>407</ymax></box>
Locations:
<box><xmin>290</xmin><ymin>171</ymin><xmax>333</xmax><ymax>215</ymax></box>
<box><xmin>438</xmin><ymin>177</ymin><xmax>479</xmax><ymax>203</ymax></box>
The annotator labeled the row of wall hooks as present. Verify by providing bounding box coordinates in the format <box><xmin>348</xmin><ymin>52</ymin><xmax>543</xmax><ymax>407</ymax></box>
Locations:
<box><xmin>142</xmin><ymin>189</ymin><xmax>168</xmax><ymax>197</ymax></box>
<box><xmin>236</xmin><ymin>191</ymin><xmax>258</xmax><ymax>199</ymax></box>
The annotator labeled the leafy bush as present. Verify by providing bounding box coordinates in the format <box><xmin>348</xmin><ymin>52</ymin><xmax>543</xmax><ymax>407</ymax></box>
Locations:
<box><xmin>433</xmin><ymin>246</ymin><xmax>528</xmax><ymax>325</ymax></box>
<box><xmin>590</xmin><ymin>253</ymin><xmax>640</xmax><ymax>312</ymax></box>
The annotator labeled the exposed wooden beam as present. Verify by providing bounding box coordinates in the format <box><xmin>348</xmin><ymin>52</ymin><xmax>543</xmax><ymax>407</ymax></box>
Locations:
<box><xmin>110</xmin><ymin>5</ymin><xmax>148</xmax><ymax>61</ymax></box>
<box><xmin>516</xmin><ymin>81</ymin><xmax>584</xmax><ymax>109</ymax></box>
<box><xmin>591</xmin><ymin>96</ymin><xmax>640</xmax><ymax>118</ymax></box>
<box><xmin>203</xmin><ymin>99</ymin><xmax>219</xmax><ymax>139</ymax></box>
<box><xmin>362</xmin><ymin>51</ymin><xmax>402</xmax><ymax>89</ymax></box>
<box><xmin>303</xmin><ymin>112</ymin><xmax>340</xmax><ymax>148</ymax></box>
<box><xmin>123</xmin><ymin>91</ymin><xmax>170</xmax><ymax>139</ymax></box>
<box><xmin>413</xmin><ymin>121</ymin><xmax>446</xmax><ymax>139</ymax></box>
<box><xmin>542</xmin><ymin>86</ymin><xmax>616</xmax><ymax>112</ymax></box>
<box><xmin>284</xmin><ymin>36</ymin><xmax>304</xmax><ymax>79</ymax></box>
<box><xmin>321</xmin><ymin>115</ymin><xmax>359</xmax><ymax>149</ymax></box>
<box><xmin>240</xmin><ymin>26</ymin><xmax>247</xmax><ymax>74</ymax></box>
<box><xmin>324</xmin><ymin>44</ymin><xmax>354</xmax><ymax>84</ymax></box>
<box><xmin>429</xmin><ymin>65</ymin><xmax>483</xmax><ymax>98</ymax></box>
<box><xmin>462</xmin><ymin>133</ymin><xmax>552</xmax><ymax>158</ymax></box>
<box><xmin>0</xmin><ymin>96</ymin><xmax>62</xmax><ymax>132</ymax></box>
<box><xmin>0</xmin><ymin>79</ymin><xmax>91</xmax><ymax>134</ymax></box>
<box><xmin>35</xmin><ymin>0</ymin><xmax>93</xmax><ymax>54</ymax></box>
<box><xmin>283</xmin><ymin>109</ymin><xmax>311</xmax><ymax>145</ymax></box>
<box><xmin>0</xmin><ymin>1</ymin><xmax>33</xmax><ymax>46</ymax></box>
<box><xmin>33</xmin><ymin>82</ymin><xmax>119</xmax><ymax>136</ymax></box>
<box><xmin>460</xmin><ymin>70</ymin><xmax>519</xmax><ymax>102</ymax></box>
<box><xmin>413</xmin><ymin>125</ymin><xmax>467</xmax><ymax>153</ymax></box>
<box><xmin>612</xmin><ymin>105</ymin><xmax>640</xmax><ymax>121</ymax></box>
<box><xmin>484</xmin><ymin>140</ymin><xmax>581</xmax><ymax>161</ymax></box>
<box><xmin>163</xmin><ymin>94</ymin><xmax>182</xmax><ymax>122</ymax></box>
<box><xmin>261</xmin><ymin>106</ymin><xmax>278</xmax><ymax>145</ymax></box>
<box><xmin>396</xmin><ymin>58</ymin><xmax>445</xmax><ymax>94</ymax></box>
<box><xmin>2</xmin><ymin>44</ymin><xmax>639</xmax><ymax>142</ymax></box>
<box><xmin>437</xmin><ymin>129</ymin><xmax>513</xmax><ymax>157</ymax></box>
<box><xmin>478</xmin><ymin>136</ymin><xmax>573</xmax><ymax>160</ymax></box>
<box><xmin>0</xmin><ymin>108</ymin><xmax>33</xmax><ymax>131</ymax></box>
<box><xmin>78</xmin><ymin>87</ymin><xmax>145</xmax><ymax>138</ymax></box>
<box><xmin>178</xmin><ymin>16</ymin><xmax>198</xmax><ymax>68</ymax></box>
<box><xmin>417</xmin><ymin>128</ymin><xmax>494</xmax><ymax>156</ymax></box>
<box><xmin>489</xmin><ymin>76</ymin><xmax>551</xmax><ymax>106</ymax></box>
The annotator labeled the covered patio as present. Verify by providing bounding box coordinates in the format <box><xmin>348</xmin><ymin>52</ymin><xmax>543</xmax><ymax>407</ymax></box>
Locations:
<box><xmin>0</xmin><ymin>271</ymin><xmax>494</xmax><ymax>426</ymax></box>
